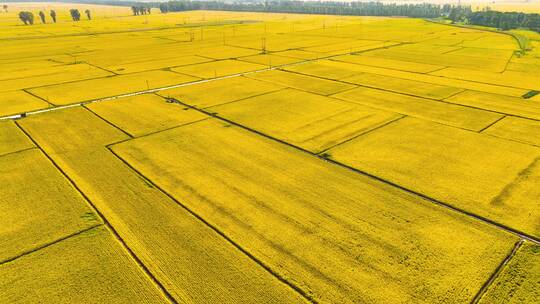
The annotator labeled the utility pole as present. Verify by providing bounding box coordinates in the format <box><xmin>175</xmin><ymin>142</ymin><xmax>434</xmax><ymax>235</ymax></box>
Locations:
<box><xmin>261</xmin><ymin>37</ymin><xmax>266</xmax><ymax>54</ymax></box>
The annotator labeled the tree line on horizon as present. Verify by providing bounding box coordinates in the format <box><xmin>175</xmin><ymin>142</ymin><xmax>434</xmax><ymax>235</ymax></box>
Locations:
<box><xmin>466</xmin><ymin>10</ymin><xmax>540</xmax><ymax>32</ymax></box>
<box><xmin>158</xmin><ymin>1</ymin><xmax>471</xmax><ymax>18</ymax></box>
<box><xmin>18</xmin><ymin>8</ymin><xmax>92</xmax><ymax>25</ymax></box>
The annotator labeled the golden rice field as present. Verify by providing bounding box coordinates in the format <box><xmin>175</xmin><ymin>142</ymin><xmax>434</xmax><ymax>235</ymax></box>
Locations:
<box><xmin>1</xmin><ymin>2</ymin><xmax>539</xmax><ymax>303</ymax></box>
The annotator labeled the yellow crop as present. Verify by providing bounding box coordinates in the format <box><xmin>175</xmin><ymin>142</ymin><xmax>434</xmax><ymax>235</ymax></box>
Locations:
<box><xmin>86</xmin><ymin>94</ymin><xmax>207</xmax><ymax>136</ymax></box>
<box><xmin>111</xmin><ymin>118</ymin><xmax>517</xmax><ymax>303</ymax></box>
<box><xmin>328</xmin><ymin>117</ymin><xmax>540</xmax><ymax>237</ymax></box>
<box><xmin>0</xmin><ymin>226</ymin><xmax>168</xmax><ymax>303</ymax></box>
<box><xmin>0</xmin><ymin>63</ymin><xmax>113</xmax><ymax>92</ymax></box>
<box><xmin>328</xmin><ymin>58</ymin><xmax>528</xmax><ymax>97</ymax></box>
<box><xmin>238</xmin><ymin>53</ymin><xmax>302</xmax><ymax>67</ymax></box>
<box><xmin>1</xmin><ymin>5</ymin><xmax>538</xmax><ymax>302</ymax></box>
<box><xmin>210</xmin><ymin>88</ymin><xmax>400</xmax><ymax>152</ymax></box>
<box><xmin>333</xmin><ymin>54</ymin><xmax>444</xmax><ymax>73</ymax></box>
<box><xmin>247</xmin><ymin>69</ymin><xmax>355</xmax><ymax>95</ymax></box>
<box><xmin>479</xmin><ymin>242</ymin><xmax>540</xmax><ymax>304</ymax></box>
<box><xmin>18</xmin><ymin>107</ymin><xmax>308</xmax><ymax>303</ymax></box>
<box><xmin>0</xmin><ymin>90</ymin><xmax>49</xmax><ymax>117</ymax></box>
<box><xmin>158</xmin><ymin>76</ymin><xmax>283</xmax><ymax>108</ymax></box>
<box><xmin>108</xmin><ymin>55</ymin><xmax>211</xmax><ymax>74</ymax></box>
<box><xmin>28</xmin><ymin>70</ymin><xmax>199</xmax><ymax>105</ymax></box>
<box><xmin>484</xmin><ymin>116</ymin><xmax>540</xmax><ymax>147</ymax></box>
<box><xmin>0</xmin><ymin>149</ymin><xmax>100</xmax><ymax>263</ymax></box>
<box><xmin>171</xmin><ymin>59</ymin><xmax>266</xmax><ymax>79</ymax></box>
<box><xmin>342</xmin><ymin>72</ymin><xmax>464</xmax><ymax>100</ymax></box>
<box><xmin>446</xmin><ymin>90</ymin><xmax>540</xmax><ymax>120</ymax></box>
<box><xmin>332</xmin><ymin>86</ymin><xmax>502</xmax><ymax>131</ymax></box>
<box><xmin>0</xmin><ymin>121</ymin><xmax>34</xmax><ymax>155</ymax></box>
<box><xmin>432</xmin><ymin>67</ymin><xmax>540</xmax><ymax>91</ymax></box>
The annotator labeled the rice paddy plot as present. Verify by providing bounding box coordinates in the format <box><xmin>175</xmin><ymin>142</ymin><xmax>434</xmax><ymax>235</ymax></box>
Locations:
<box><xmin>301</xmin><ymin>40</ymin><xmax>392</xmax><ymax>55</ymax></box>
<box><xmin>86</xmin><ymin>94</ymin><xmax>207</xmax><ymax>137</ymax></box>
<box><xmin>209</xmin><ymin>88</ymin><xmax>400</xmax><ymax>152</ymax></box>
<box><xmin>28</xmin><ymin>70</ymin><xmax>199</xmax><ymax>105</ymax></box>
<box><xmin>0</xmin><ymin>58</ymin><xmax>69</xmax><ymax>74</ymax></box>
<box><xmin>18</xmin><ymin>107</ymin><xmax>308</xmax><ymax>304</ymax></box>
<box><xmin>331</xmin><ymin>54</ymin><xmax>444</xmax><ymax>73</ymax></box>
<box><xmin>332</xmin><ymin>87</ymin><xmax>503</xmax><ymax>131</ymax></box>
<box><xmin>0</xmin><ymin>62</ymin><xmax>92</xmax><ymax>82</ymax></box>
<box><xmin>158</xmin><ymin>76</ymin><xmax>284</xmax><ymax>108</ymax></box>
<box><xmin>0</xmin><ymin>64</ymin><xmax>113</xmax><ymax>92</ymax></box>
<box><xmin>0</xmin><ymin>226</ymin><xmax>167</xmax><ymax>303</ymax></box>
<box><xmin>327</xmin><ymin>117</ymin><xmax>540</xmax><ymax>238</ymax></box>
<box><xmin>446</xmin><ymin>47</ymin><xmax>514</xmax><ymax>60</ymax></box>
<box><xmin>484</xmin><ymin>117</ymin><xmax>540</xmax><ymax>147</ymax></box>
<box><xmin>342</xmin><ymin>72</ymin><xmax>464</xmax><ymax>100</ymax></box>
<box><xmin>445</xmin><ymin>90</ymin><xmax>540</xmax><ymax>120</ymax></box>
<box><xmin>224</xmin><ymin>34</ymin><xmax>346</xmax><ymax>52</ymax></box>
<box><xmin>0</xmin><ymin>121</ymin><xmax>34</xmax><ymax>156</ymax></box>
<box><xmin>170</xmin><ymin>59</ymin><xmax>266</xmax><ymax>79</ymax></box>
<box><xmin>112</xmin><ymin>118</ymin><xmax>517</xmax><ymax>304</ymax></box>
<box><xmin>432</xmin><ymin>68</ymin><xmax>540</xmax><ymax>91</ymax></box>
<box><xmin>237</xmin><ymin>54</ymin><xmax>303</xmax><ymax>67</ymax></box>
<box><xmin>0</xmin><ymin>149</ymin><xmax>100</xmax><ymax>263</ymax></box>
<box><xmin>462</xmin><ymin>35</ymin><xmax>518</xmax><ymax>50</ymax></box>
<box><xmin>272</xmin><ymin>49</ymin><xmax>320</xmax><ymax>60</ymax></box>
<box><xmin>283</xmin><ymin>60</ymin><xmax>364</xmax><ymax>80</ymax></box>
<box><xmin>323</xmin><ymin>60</ymin><xmax>528</xmax><ymax>97</ymax></box>
<box><xmin>364</xmin><ymin>46</ymin><xmax>509</xmax><ymax>72</ymax></box>
<box><xmin>478</xmin><ymin>242</ymin><xmax>540</xmax><ymax>304</ymax></box>
<box><xmin>246</xmin><ymin>70</ymin><xmax>355</xmax><ymax>95</ymax></box>
<box><xmin>195</xmin><ymin>45</ymin><xmax>261</xmax><ymax>60</ymax></box>
<box><xmin>108</xmin><ymin>55</ymin><xmax>213</xmax><ymax>74</ymax></box>
<box><xmin>0</xmin><ymin>90</ymin><xmax>49</xmax><ymax>117</ymax></box>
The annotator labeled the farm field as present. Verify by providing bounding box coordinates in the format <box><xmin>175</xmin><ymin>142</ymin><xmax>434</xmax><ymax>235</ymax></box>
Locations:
<box><xmin>1</xmin><ymin>3</ymin><xmax>539</xmax><ymax>303</ymax></box>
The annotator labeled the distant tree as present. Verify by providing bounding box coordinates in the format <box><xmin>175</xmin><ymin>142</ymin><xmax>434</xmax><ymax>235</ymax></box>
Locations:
<box><xmin>131</xmin><ymin>6</ymin><xmax>151</xmax><ymax>16</ymax></box>
<box><xmin>70</xmin><ymin>9</ymin><xmax>81</xmax><ymax>21</ymax></box>
<box><xmin>85</xmin><ymin>9</ymin><xmax>91</xmax><ymax>20</ymax></box>
<box><xmin>18</xmin><ymin>11</ymin><xmax>34</xmax><ymax>25</ymax></box>
<box><xmin>39</xmin><ymin>11</ymin><xmax>46</xmax><ymax>24</ymax></box>
<box><xmin>159</xmin><ymin>3</ymin><xmax>169</xmax><ymax>13</ymax></box>
<box><xmin>18</xmin><ymin>11</ymin><xmax>28</xmax><ymax>25</ymax></box>
<box><xmin>147</xmin><ymin>7</ymin><xmax>151</xmax><ymax>14</ymax></box>
<box><xmin>3</xmin><ymin>4</ymin><xmax>7</xmax><ymax>13</ymax></box>
<box><xmin>50</xmin><ymin>10</ymin><xmax>56</xmax><ymax>23</ymax></box>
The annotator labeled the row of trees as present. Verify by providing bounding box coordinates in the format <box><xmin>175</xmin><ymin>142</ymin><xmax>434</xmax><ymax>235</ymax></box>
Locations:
<box><xmin>467</xmin><ymin>10</ymin><xmax>540</xmax><ymax>32</ymax></box>
<box><xmin>131</xmin><ymin>6</ymin><xmax>151</xmax><ymax>16</ymax></box>
<box><xmin>18</xmin><ymin>9</ymin><xmax>91</xmax><ymax>25</ymax></box>
<box><xmin>158</xmin><ymin>1</ymin><xmax>472</xmax><ymax>19</ymax></box>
